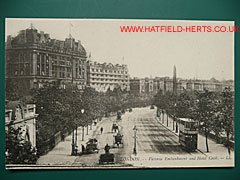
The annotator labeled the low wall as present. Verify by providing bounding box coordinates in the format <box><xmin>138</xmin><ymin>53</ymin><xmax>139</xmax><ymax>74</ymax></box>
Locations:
<box><xmin>37</xmin><ymin>130</ymin><xmax>70</xmax><ymax>155</ymax></box>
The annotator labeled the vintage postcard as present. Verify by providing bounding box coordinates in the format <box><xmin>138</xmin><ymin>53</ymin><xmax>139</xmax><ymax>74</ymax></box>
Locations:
<box><xmin>5</xmin><ymin>18</ymin><xmax>234</xmax><ymax>169</ymax></box>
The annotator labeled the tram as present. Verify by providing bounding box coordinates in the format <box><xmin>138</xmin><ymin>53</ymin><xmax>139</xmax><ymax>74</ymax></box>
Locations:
<box><xmin>178</xmin><ymin>118</ymin><xmax>198</xmax><ymax>152</ymax></box>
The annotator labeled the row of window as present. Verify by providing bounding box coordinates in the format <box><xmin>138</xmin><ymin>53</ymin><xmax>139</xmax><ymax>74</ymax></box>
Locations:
<box><xmin>37</xmin><ymin>53</ymin><xmax>85</xmax><ymax>65</ymax></box>
<box><xmin>91</xmin><ymin>83</ymin><xmax>129</xmax><ymax>86</ymax></box>
<box><xmin>91</xmin><ymin>68</ymin><xmax>128</xmax><ymax>74</ymax></box>
<box><xmin>51</xmin><ymin>54</ymin><xmax>85</xmax><ymax>63</ymax></box>
<box><xmin>7</xmin><ymin>52</ymin><xmax>32</xmax><ymax>63</ymax></box>
<box><xmin>52</xmin><ymin>71</ymin><xmax>85</xmax><ymax>79</ymax></box>
<box><xmin>91</xmin><ymin>73</ymin><xmax>129</xmax><ymax>79</ymax></box>
<box><xmin>91</xmin><ymin>78</ymin><xmax>128</xmax><ymax>82</ymax></box>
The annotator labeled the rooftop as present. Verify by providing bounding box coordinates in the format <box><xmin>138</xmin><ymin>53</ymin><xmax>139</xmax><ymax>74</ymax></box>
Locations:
<box><xmin>6</xmin><ymin>27</ymin><xmax>87</xmax><ymax>57</ymax></box>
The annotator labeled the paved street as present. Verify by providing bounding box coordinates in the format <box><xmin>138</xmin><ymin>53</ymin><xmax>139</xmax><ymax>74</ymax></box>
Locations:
<box><xmin>37</xmin><ymin>106</ymin><xmax>234</xmax><ymax>167</ymax></box>
<box><xmin>71</xmin><ymin>107</ymin><xmax>200</xmax><ymax>167</ymax></box>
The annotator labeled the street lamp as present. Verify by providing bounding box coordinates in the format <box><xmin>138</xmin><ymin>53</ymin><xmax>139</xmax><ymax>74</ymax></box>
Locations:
<box><xmin>162</xmin><ymin>110</ymin><xmax>164</xmax><ymax>124</ymax></box>
<box><xmin>71</xmin><ymin>103</ymin><xmax>77</xmax><ymax>156</ymax></box>
<box><xmin>133</xmin><ymin>125</ymin><xmax>137</xmax><ymax>154</ymax></box>
<box><xmin>81</xmin><ymin>108</ymin><xmax>85</xmax><ymax>115</ymax></box>
<box><xmin>175</xmin><ymin>103</ymin><xmax>178</xmax><ymax>133</ymax></box>
<box><xmin>166</xmin><ymin>110</ymin><xmax>169</xmax><ymax>127</ymax></box>
<box><xmin>81</xmin><ymin>109</ymin><xmax>85</xmax><ymax>141</ymax></box>
<box><xmin>173</xmin><ymin>103</ymin><xmax>176</xmax><ymax>131</ymax></box>
<box><xmin>71</xmin><ymin>125</ymin><xmax>76</xmax><ymax>156</ymax></box>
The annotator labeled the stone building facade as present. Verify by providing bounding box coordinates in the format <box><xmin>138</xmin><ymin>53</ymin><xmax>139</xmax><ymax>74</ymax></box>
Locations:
<box><xmin>6</xmin><ymin>27</ymin><xmax>87</xmax><ymax>95</ymax></box>
<box><xmin>5</xmin><ymin>102</ymin><xmax>38</xmax><ymax>149</ymax></box>
<box><xmin>130</xmin><ymin>78</ymin><xmax>145</xmax><ymax>94</ymax></box>
<box><xmin>87</xmin><ymin>61</ymin><xmax>130</xmax><ymax>92</ymax></box>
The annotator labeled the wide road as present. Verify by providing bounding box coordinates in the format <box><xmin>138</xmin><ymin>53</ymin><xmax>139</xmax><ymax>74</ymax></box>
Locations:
<box><xmin>72</xmin><ymin>107</ymin><xmax>197</xmax><ymax>167</ymax></box>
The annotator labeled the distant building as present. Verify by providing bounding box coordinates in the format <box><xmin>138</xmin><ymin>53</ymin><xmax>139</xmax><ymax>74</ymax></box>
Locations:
<box><xmin>130</xmin><ymin>77</ymin><xmax>165</xmax><ymax>95</ymax></box>
<box><xmin>130</xmin><ymin>76</ymin><xmax>234</xmax><ymax>95</ymax></box>
<box><xmin>153</xmin><ymin>77</ymin><xmax>165</xmax><ymax>94</ymax></box>
<box><xmin>87</xmin><ymin>61</ymin><xmax>130</xmax><ymax>92</ymax></box>
<box><xmin>164</xmin><ymin>78</ymin><xmax>173</xmax><ymax>93</ymax></box>
<box><xmin>144</xmin><ymin>78</ymin><xmax>154</xmax><ymax>94</ymax></box>
<box><xmin>130</xmin><ymin>78</ymin><xmax>145</xmax><ymax>94</ymax></box>
<box><xmin>179</xmin><ymin>78</ymin><xmax>234</xmax><ymax>93</ymax></box>
<box><xmin>6</xmin><ymin>26</ymin><xmax>87</xmax><ymax>95</ymax></box>
<box><xmin>5</xmin><ymin>101</ymin><xmax>38</xmax><ymax>149</ymax></box>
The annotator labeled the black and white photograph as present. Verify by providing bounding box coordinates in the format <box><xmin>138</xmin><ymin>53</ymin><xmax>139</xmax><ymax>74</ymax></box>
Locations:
<box><xmin>5</xmin><ymin>18</ymin><xmax>234</xmax><ymax>169</ymax></box>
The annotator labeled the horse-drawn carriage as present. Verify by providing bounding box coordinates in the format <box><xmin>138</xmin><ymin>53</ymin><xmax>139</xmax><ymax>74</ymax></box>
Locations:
<box><xmin>117</xmin><ymin>111</ymin><xmax>122</xmax><ymax>120</ymax></box>
<box><xmin>112</xmin><ymin>123</ymin><xmax>119</xmax><ymax>133</ymax></box>
<box><xmin>85</xmin><ymin>138</ymin><xmax>99</xmax><ymax>154</ymax></box>
<box><xmin>99</xmin><ymin>153</ymin><xmax>114</xmax><ymax>165</ymax></box>
<box><xmin>113</xmin><ymin>133</ymin><xmax>123</xmax><ymax>147</ymax></box>
<box><xmin>99</xmin><ymin>144</ymin><xmax>115</xmax><ymax>165</ymax></box>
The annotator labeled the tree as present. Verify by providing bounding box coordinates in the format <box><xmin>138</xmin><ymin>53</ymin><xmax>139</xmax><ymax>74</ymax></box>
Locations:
<box><xmin>6</xmin><ymin>125</ymin><xmax>38</xmax><ymax>164</ymax></box>
<box><xmin>31</xmin><ymin>84</ymin><xmax>77</xmax><ymax>146</ymax></box>
<box><xmin>6</xmin><ymin>79</ymin><xmax>20</xmax><ymax>101</ymax></box>
<box><xmin>153</xmin><ymin>90</ymin><xmax>171</xmax><ymax>111</ymax></box>
<box><xmin>81</xmin><ymin>87</ymin><xmax>100</xmax><ymax>125</ymax></box>
<box><xmin>219</xmin><ymin>87</ymin><xmax>234</xmax><ymax>156</ymax></box>
<box><xmin>193</xmin><ymin>90</ymin><xmax>216</xmax><ymax>152</ymax></box>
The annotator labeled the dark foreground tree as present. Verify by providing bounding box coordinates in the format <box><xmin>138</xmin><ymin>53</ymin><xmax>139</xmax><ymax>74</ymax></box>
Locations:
<box><xmin>219</xmin><ymin>87</ymin><xmax>234</xmax><ymax>156</ymax></box>
<box><xmin>6</xmin><ymin>125</ymin><xmax>38</xmax><ymax>164</ymax></box>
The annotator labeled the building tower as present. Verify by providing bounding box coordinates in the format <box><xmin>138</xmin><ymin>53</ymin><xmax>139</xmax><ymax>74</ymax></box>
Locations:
<box><xmin>173</xmin><ymin>65</ymin><xmax>177</xmax><ymax>95</ymax></box>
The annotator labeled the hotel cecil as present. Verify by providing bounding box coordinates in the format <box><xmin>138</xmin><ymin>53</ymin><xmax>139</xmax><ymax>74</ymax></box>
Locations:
<box><xmin>6</xmin><ymin>27</ymin><xmax>88</xmax><ymax>95</ymax></box>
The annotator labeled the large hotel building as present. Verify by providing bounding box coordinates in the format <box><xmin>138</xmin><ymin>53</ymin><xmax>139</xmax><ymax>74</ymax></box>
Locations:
<box><xmin>87</xmin><ymin>61</ymin><xmax>130</xmax><ymax>92</ymax></box>
<box><xmin>6</xmin><ymin>27</ymin><xmax>88</xmax><ymax>95</ymax></box>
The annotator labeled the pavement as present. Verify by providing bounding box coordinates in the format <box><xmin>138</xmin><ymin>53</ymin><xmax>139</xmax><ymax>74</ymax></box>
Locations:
<box><xmin>36</xmin><ymin>118</ymin><xmax>105</xmax><ymax>165</ymax></box>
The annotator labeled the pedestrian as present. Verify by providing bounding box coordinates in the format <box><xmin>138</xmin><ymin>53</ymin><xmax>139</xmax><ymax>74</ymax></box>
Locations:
<box><xmin>81</xmin><ymin>144</ymin><xmax>85</xmax><ymax>153</ymax></box>
<box><xmin>100</xmin><ymin>127</ymin><xmax>103</xmax><ymax>134</ymax></box>
<box><xmin>104</xmin><ymin>144</ymin><xmax>110</xmax><ymax>153</ymax></box>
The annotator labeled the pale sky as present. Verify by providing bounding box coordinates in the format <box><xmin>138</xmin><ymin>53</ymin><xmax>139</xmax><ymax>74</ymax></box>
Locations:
<box><xmin>6</xmin><ymin>18</ymin><xmax>234</xmax><ymax>80</ymax></box>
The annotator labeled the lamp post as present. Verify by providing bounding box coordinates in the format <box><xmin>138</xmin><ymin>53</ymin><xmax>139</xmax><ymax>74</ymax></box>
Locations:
<box><xmin>90</xmin><ymin>120</ymin><xmax>92</xmax><ymax>130</ymax></box>
<box><xmin>80</xmin><ymin>109</ymin><xmax>85</xmax><ymax>141</ymax></box>
<box><xmin>133</xmin><ymin>125</ymin><xmax>137</xmax><ymax>154</ymax></box>
<box><xmin>159</xmin><ymin>109</ymin><xmax>161</xmax><ymax>121</ymax></box>
<box><xmin>71</xmin><ymin>102</ymin><xmax>76</xmax><ymax>156</ymax></box>
<box><xmin>82</xmin><ymin>126</ymin><xmax>84</xmax><ymax>141</ymax></box>
<box><xmin>75</xmin><ymin>124</ymin><xmax>78</xmax><ymax>154</ymax></box>
<box><xmin>175</xmin><ymin>103</ymin><xmax>178</xmax><ymax>133</ymax></box>
<box><xmin>71</xmin><ymin>125</ymin><xmax>76</xmax><ymax>156</ymax></box>
<box><xmin>173</xmin><ymin>104</ymin><xmax>176</xmax><ymax>131</ymax></box>
<box><xmin>71</xmin><ymin>109</ymin><xmax>84</xmax><ymax>156</ymax></box>
<box><xmin>162</xmin><ymin>110</ymin><xmax>164</xmax><ymax>124</ymax></box>
<box><xmin>166</xmin><ymin>110</ymin><xmax>169</xmax><ymax>127</ymax></box>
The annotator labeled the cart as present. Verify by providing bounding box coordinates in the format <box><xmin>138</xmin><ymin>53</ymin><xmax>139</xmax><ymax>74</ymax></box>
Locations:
<box><xmin>85</xmin><ymin>138</ymin><xmax>99</xmax><ymax>153</ymax></box>
<box><xmin>99</xmin><ymin>153</ymin><xmax>115</xmax><ymax>165</ymax></box>
<box><xmin>112</xmin><ymin>123</ymin><xmax>119</xmax><ymax>133</ymax></box>
<box><xmin>113</xmin><ymin>133</ymin><xmax>123</xmax><ymax>147</ymax></box>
